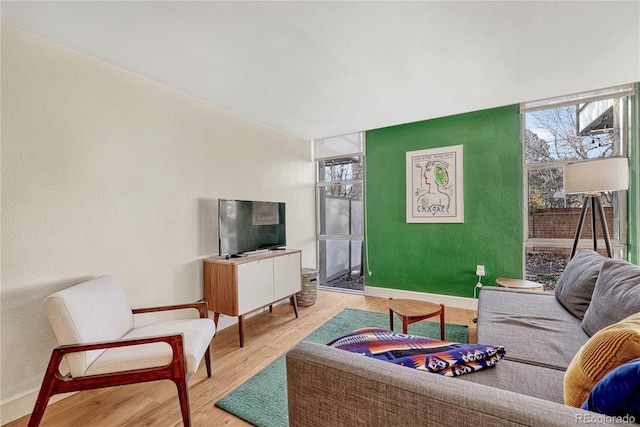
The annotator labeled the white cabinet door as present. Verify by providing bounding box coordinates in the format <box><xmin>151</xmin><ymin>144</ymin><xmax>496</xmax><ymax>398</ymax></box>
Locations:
<box><xmin>237</xmin><ymin>258</ymin><xmax>274</xmax><ymax>314</ymax></box>
<box><xmin>273</xmin><ymin>252</ymin><xmax>301</xmax><ymax>300</ymax></box>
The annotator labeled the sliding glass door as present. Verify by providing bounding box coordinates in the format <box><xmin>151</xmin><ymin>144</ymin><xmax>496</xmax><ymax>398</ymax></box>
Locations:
<box><xmin>315</xmin><ymin>134</ymin><xmax>365</xmax><ymax>292</ymax></box>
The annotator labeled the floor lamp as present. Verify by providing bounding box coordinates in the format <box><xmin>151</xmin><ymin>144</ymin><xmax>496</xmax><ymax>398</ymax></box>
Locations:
<box><xmin>564</xmin><ymin>157</ymin><xmax>629</xmax><ymax>259</ymax></box>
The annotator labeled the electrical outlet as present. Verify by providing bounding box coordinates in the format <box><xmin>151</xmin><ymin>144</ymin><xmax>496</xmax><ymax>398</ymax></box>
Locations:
<box><xmin>476</xmin><ymin>265</ymin><xmax>485</xmax><ymax>276</ymax></box>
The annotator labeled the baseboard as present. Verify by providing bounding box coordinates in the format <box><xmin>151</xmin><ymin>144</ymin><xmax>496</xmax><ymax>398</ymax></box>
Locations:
<box><xmin>364</xmin><ymin>285</ymin><xmax>477</xmax><ymax>311</ymax></box>
<box><xmin>0</xmin><ymin>389</ymin><xmax>74</xmax><ymax>426</ymax></box>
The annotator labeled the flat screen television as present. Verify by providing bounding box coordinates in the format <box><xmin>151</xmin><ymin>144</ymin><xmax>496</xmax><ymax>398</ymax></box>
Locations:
<box><xmin>218</xmin><ymin>199</ymin><xmax>286</xmax><ymax>256</ymax></box>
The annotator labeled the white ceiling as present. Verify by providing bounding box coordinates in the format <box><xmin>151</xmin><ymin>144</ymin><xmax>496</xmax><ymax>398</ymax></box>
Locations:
<box><xmin>2</xmin><ymin>1</ymin><xmax>639</xmax><ymax>140</ymax></box>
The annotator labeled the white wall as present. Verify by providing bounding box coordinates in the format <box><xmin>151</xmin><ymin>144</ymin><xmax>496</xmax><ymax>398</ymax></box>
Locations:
<box><xmin>0</xmin><ymin>24</ymin><xmax>316</xmax><ymax>423</ymax></box>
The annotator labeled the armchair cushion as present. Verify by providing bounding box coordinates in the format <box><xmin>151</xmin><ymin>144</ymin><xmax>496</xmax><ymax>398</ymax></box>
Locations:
<box><xmin>44</xmin><ymin>276</ymin><xmax>135</xmax><ymax>377</ymax></box>
<box><xmin>85</xmin><ymin>318</ymin><xmax>216</xmax><ymax>376</ymax></box>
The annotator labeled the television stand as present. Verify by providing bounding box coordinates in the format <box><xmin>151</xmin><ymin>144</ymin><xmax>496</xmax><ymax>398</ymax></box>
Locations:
<box><xmin>203</xmin><ymin>249</ymin><xmax>302</xmax><ymax>347</ymax></box>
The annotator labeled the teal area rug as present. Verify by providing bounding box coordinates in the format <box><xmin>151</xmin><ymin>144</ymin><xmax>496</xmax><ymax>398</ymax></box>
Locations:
<box><xmin>215</xmin><ymin>308</ymin><xmax>468</xmax><ymax>427</ymax></box>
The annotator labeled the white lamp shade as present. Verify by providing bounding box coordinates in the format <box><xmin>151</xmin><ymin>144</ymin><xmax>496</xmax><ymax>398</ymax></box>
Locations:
<box><xmin>565</xmin><ymin>157</ymin><xmax>629</xmax><ymax>193</ymax></box>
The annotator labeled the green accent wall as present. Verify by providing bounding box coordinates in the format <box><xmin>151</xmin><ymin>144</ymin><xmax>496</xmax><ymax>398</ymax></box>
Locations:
<box><xmin>365</xmin><ymin>105</ymin><xmax>522</xmax><ymax>298</ymax></box>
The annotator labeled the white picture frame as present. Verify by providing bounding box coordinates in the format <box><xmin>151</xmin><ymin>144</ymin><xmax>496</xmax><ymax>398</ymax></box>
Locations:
<box><xmin>406</xmin><ymin>145</ymin><xmax>464</xmax><ymax>223</ymax></box>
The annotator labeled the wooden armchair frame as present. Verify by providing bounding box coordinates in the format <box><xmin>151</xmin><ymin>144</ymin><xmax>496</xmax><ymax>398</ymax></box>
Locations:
<box><xmin>29</xmin><ymin>301</ymin><xmax>212</xmax><ymax>427</ymax></box>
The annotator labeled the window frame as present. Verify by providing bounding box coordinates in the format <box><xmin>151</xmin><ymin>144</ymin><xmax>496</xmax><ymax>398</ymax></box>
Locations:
<box><xmin>521</xmin><ymin>85</ymin><xmax>633</xmax><ymax>280</ymax></box>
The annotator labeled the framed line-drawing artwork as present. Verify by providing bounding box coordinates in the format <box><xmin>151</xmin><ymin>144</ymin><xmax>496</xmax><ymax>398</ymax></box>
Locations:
<box><xmin>406</xmin><ymin>145</ymin><xmax>463</xmax><ymax>223</ymax></box>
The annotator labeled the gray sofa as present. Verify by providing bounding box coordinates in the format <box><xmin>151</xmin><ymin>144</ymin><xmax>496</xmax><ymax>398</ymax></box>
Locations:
<box><xmin>286</xmin><ymin>251</ymin><xmax>640</xmax><ymax>426</ymax></box>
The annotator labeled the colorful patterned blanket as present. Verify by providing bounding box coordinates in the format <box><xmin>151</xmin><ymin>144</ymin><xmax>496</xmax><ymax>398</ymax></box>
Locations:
<box><xmin>326</xmin><ymin>327</ymin><xmax>506</xmax><ymax>377</ymax></box>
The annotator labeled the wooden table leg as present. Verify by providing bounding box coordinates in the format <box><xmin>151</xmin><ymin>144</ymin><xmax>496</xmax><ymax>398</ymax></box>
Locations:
<box><xmin>402</xmin><ymin>316</ymin><xmax>409</xmax><ymax>334</ymax></box>
<box><xmin>238</xmin><ymin>315</ymin><xmax>244</xmax><ymax>347</ymax></box>
<box><xmin>290</xmin><ymin>294</ymin><xmax>299</xmax><ymax>318</ymax></box>
<box><xmin>389</xmin><ymin>307</ymin><xmax>394</xmax><ymax>331</ymax></box>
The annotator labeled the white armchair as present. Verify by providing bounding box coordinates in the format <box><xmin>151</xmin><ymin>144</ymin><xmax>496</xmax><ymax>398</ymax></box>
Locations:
<box><xmin>29</xmin><ymin>275</ymin><xmax>216</xmax><ymax>427</ymax></box>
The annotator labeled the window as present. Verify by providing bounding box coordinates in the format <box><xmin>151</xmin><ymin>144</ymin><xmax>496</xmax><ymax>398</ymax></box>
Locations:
<box><xmin>522</xmin><ymin>84</ymin><xmax>634</xmax><ymax>288</ymax></box>
<box><xmin>314</xmin><ymin>133</ymin><xmax>365</xmax><ymax>292</ymax></box>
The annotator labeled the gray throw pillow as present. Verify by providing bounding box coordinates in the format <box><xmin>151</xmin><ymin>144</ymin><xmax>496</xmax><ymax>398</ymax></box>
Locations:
<box><xmin>581</xmin><ymin>259</ymin><xmax>640</xmax><ymax>336</ymax></box>
<box><xmin>555</xmin><ymin>249</ymin><xmax>607</xmax><ymax>319</ymax></box>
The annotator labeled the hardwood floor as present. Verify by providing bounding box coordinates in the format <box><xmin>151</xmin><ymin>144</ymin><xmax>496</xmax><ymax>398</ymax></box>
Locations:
<box><xmin>8</xmin><ymin>290</ymin><xmax>477</xmax><ymax>427</ymax></box>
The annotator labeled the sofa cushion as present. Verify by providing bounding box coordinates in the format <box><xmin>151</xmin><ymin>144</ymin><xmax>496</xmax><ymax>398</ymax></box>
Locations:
<box><xmin>564</xmin><ymin>312</ymin><xmax>640</xmax><ymax>407</ymax></box>
<box><xmin>458</xmin><ymin>359</ymin><xmax>566</xmax><ymax>404</ymax></box>
<box><xmin>554</xmin><ymin>249</ymin><xmax>606</xmax><ymax>319</ymax></box>
<box><xmin>327</xmin><ymin>327</ymin><xmax>505</xmax><ymax>377</ymax></box>
<box><xmin>581</xmin><ymin>259</ymin><xmax>640</xmax><ymax>336</ymax></box>
<box><xmin>581</xmin><ymin>358</ymin><xmax>640</xmax><ymax>418</ymax></box>
<box><xmin>477</xmin><ymin>287</ymin><xmax>588</xmax><ymax>371</ymax></box>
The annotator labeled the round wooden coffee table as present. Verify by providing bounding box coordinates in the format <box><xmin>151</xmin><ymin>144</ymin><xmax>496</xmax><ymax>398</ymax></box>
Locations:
<box><xmin>388</xmin><ymin>298</ymin><xmax>445</xmax><ymax>340</ymax></box>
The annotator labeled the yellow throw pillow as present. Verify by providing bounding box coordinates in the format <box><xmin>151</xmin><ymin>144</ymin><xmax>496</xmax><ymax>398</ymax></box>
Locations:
<box><xmin>564</xmin><ymin>312</ymin><xmax>640</xmax><ymax>407</ymax></box>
